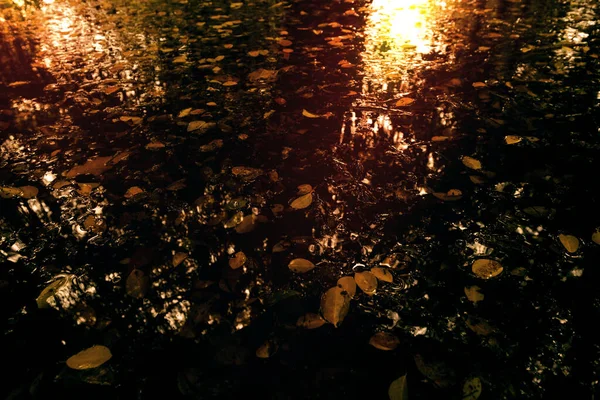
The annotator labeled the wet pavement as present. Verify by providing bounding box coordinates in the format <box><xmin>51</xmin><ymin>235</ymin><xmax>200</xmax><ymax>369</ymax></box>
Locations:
<box><xmin>1</xmin><ymin>0</ymin><xmax>600</xmax><ymax>398</ymax></box>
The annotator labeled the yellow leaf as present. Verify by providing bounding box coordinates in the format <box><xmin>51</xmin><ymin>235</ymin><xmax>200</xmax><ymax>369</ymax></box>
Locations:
<box><xmin>395</xmin><ymin>97</ymin><xmax>415</xmax><ymax>107</ymax></box>
<box><xmin>256</xmin><ymin>340</ymin><xmax>277</xmax><ymax>358</ymax></box>
<box><xmin>229</xmin><ymin>251</ymin><xmax>247</xmax><ymax>269</ymax></box>
<box><xmin>464</xmin><ymin>286</ymin><xmax>484</xmax><ymax>304</ymax></box>
<box><xmin>66</xmin><ymin>345</ymin><xmax>112</xmax><ymax>370</ymax></box>
<box><xmin>66</xmin><ymin>156</ymin><xmax>113</xmax><ymax>178</ymax></box>
<box><xmin>388</xmin><ymin>375</ymin><xmax>408</xmax><ymax>400</ymax></box>
<box><xmin>337</xmin><ymin>276</ymin><xmax>357</xmax><ymax>298</ymax></box>
<box><xmin>354</xmin><ymin>271</ymin><xmax>377</xmax><ymax>295</ymax></box>
<box><xmin>126</xmin><ymin>269</ymin><xmax>149</xmax><ymax>298</ymax></box>
<box><xmin>0</xmin><ymin>187</ymin><xmax>23</xmax><ymax>198</ymax></box>
<box><xmin>472</xmin><ymin>82</ymin><xmax>487</xmax><ymax>88</ymax></box>
<box><xmin>321</xmin><ymin>286</ymin><xmax>351</xmax><ymax>327</ymax></box>
<box><xmin>248</xmin><ymin>68</ymin><xmax>278</xmax><ymax>82</ymax></box>
<box><xmin>369</xmin><ymin>332</ymin><xmax>400</xmax><ymax>351</ymax></box>
<box><xmin>431</xmin><ymin>136</ymin><xmax>450</xmax><ymax>142</ymax></box>
<box><xmin>296</xmin><ymin>313</ymin><xmax>326</xmax><ymax>329</ymax></box>
<box><xmin>288</xmin><ymin>258</ymin><xmax>316</xmax><ymax>273</ymax></box>
<box><xmin>370</xmin><ymin>267</ymin><xmax>393</xmax><ymax>283</ymax></box>
<box><xmin>592</xmin><ymin>230</ymin><xmax>600</xmax><ymax>245</ymax></box>
<box><xmin>36</xmin><ymin>275</ymin><xmax>74</xmax><ymax>309</ymax></box>
<box><xmin>234</xmin><ymin>214</ymin><xmax>257</xmax><ymax>233</ymax></box>
<box><xmin>19</xmin><ymin>186</ymin><xmax>38</xmax><ymax>199</ymax></box>
<box><xmin>469</xmin><ymin>175</ymin><xmax>486</xmax><ymax>184</ymax></box>
<box><xmin>187</xmin><ymin>120</ymin><xmax>216</xmax><ymax>133</ymax></box>
<box><xmin>462</xmin><ymin>156</ymin><xmax>482</xmax><ymax>170</ymax></box>
<box><xmin>302</xmin><ymin>109</ymin><xmax>321</xmax><ymax>118</ymax></box>
<box><xmin>124</xmin><ymin>186</ymin><xmax>144</xmax><ymax>198</ymax></box>
<box><xmin>248</xmin><ymin>50</ymin><xmax>260</xmax><ymax>57</ymax></box>
<box><xmin>432</xmin><ymin>189</ymin><xmax>463</xmax><ymax>201</ymax></box>
<box><xmin>291</xmin><ymin>193</ymin><xmax>313</xmax><ymax>210</ymax></box>
<box><xmin>558</xmin><ymin>234</ymin><xmax>579</xmax><ymax>253</ymax></box>
<box><xmin>172</xmin><ymin>252</ymin><xmax>188</xmax><ymax>267</ymax></box>
<box><xmin>505</xmin><ymin>135</ymin><xmax>522</xmax><ymax>145</ymax></box>
<box><xmin>463</xmin><ymin>376</ymin><xmax>483</xmax><ymax>400</ymax></box>
<box><xmin>472</xmin><ymin>259</ymin><xmax>503</xmax><ymax>279</ymax></box>
<box><xmin>278</xmin><ymin>39</ymin><xmax>293</xmax><ymax>46</ymax></box>
<box><xmin>466</xmin><ymin>317</ymin><xmax>494</xmax><ymax>336</ymax></box>
<box><xmin>297</xmin><ymin>184</ymin><xmax>313</xmax><ymax>195</ymax></box>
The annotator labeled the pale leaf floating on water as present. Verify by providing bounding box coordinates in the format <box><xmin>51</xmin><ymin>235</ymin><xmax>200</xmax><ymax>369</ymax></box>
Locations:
<box><xmin>462</xmin><ymin>156</ymin><xmax>482</xmax><ymax>170</ymax></box>
<box><xmin>288</xmin><ymin>258</ymin><xmax>316</xmax><ymax>273</ymax></box>
<box><xmin>321</xmin><ymin>286</ymin><xmax>350</xmax><ymax>327</ymax></box>
<box><xmin>296</xmin><ymin>313</ymin><xmax>326</xmax><ymax>329</ymax></box>
<box><xmin>302</xmin><ymin>109</ymin><xmax>322</xmax><ymax>118</ymax></box>
<box><xmin>187</xmin><ymin>120</ymin><xmax>216</xmax><ymax>134</ymax></box>
<box><xmin>463</xmin><ymin>376</ymin><xmax>483</xmax><ymax>400</ymax></box>
<box><xmin>297</xmin><ymin>184</ymin><xmax>313</xmax><ymax>195</ymax></box>
<box><xmin>432</xmin><ymin>189</ymin><xmax>462</xmax><ymax>201</ymax></box>
<box><xmin>19</xmin><ymin>186</ymin><xmax>38</xmax><ymax>199</ymax></box>
<box><xmin>369</xmin><ymin>331</ymin><xmax>400</xmax><ymax>351</ymax></box>
<box><xmin>504</xmin><ymin>135</ymin><xmax>522</xmax><ymax>145</ymax></box>
<box><xmin>66</xmin><ymin>345</ymin><xmax>112</xmax><ymax>370</ymax></box>
<box><xmin>395</xmin><ymin>97</ymin><xmax>415</xmax><ymax>107</ymax></box>
<box><xmin>466</xmin><ymin>317</ymin><xmax>494</xmax><ymax>336</ymax></box>
<box><xmin>234</xmin><ymin>214</ymin><xmax>258</xmax><ymax>233</ymax></box>
<box><xmin>248</xmin><ymin>68</ymin><xmax>278</xmax><ymax>82</ymax></box>
<box><xmin>370</xmin><ymin>267</ymin><xmax>393</xmax><ymax>283</ymax></box>
<box><xmin>592</xmin><ymin>230</ymin><xmax>600</xmax><ymax>245</ymax></box>
<box><xmin>558</xmin><ymin>234</ymin><xmax>579</xmax><ymax>253</ymax></box>
<box><xmin>472</xmin><ymin>81</ymin><xmax>487</xmax><ymax>88</ymax></box>
<box><xmin>472</xmin><ymin>259</ymin><xmax>503</xmax><ymax>279</ymax></box>
<box><xmin>354</xmin><ymin>271</ymin><xmax>377</xmax><ymax>295</ymax></box>
<box><xmin>388</xmin><ymin>375</ymin><xmax>408</xmax><ymax>400</ymax></box>
<box><xmin>464</xmin><ymin>286</ymin><xmax>484</xmax><ymax>304</ymax></box>
<box><xmin>290</xmin><ymin>193</ymin><xmax>313</xmax><ymax>210</ymax></box>
<box><xmin>126</xmin><ymin>269</ymin><xmax>149</xmax><ymax>299</ymax></box>
<box><xmin>124</xmin><ymin>186</ymin><xmax>144</xmax><ymax>198</ymax></box>
<box><xmin>229</xmin><ymin>252</ymin><xmax>247</xmax><ymax>269</ymax></box>
<box><xmin>66</xmin><ymin>156</ymin><xmax>113</xmax><ymax>178</ymax></box>
<box><xmin>36</xmin><ymin>274</ymin><xmax>75</xmax><ymax>309</ymax></box>
<box><xmin>256</xmin><ymin>340</ymin><xmax>277</xmax><ymax>358</ymax></box>
<box><xmin>337</xmin><ymin>276</ymin><xmax>357</xmax><ymax>298</ymax></box>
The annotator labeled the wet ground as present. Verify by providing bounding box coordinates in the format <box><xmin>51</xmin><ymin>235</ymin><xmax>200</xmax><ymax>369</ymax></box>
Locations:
<box><xmin>1</xmin><ymin>0</ymin><xmax>600</xmax><ymax>398</ymax></box>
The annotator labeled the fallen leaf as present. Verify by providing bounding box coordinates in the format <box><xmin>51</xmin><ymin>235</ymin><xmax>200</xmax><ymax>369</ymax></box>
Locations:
<box><xmin>464</xmin><ymin>286</ymin><xmax>484</xmax><ymax>304</ymax></box>
<box><xmin>297</xmin><ymin>184</ymin><xmax>313</xmax><ymax>195</ymax></box>
<box><xmin>505</xmin><ymin>135</ymin><xmax>522</xmax><ymax>145</ymax></box>
<box><xmin>321</xmin><ymin>286</ymin><xmax>351</xmax><ymax>327</ymax></box>
<box><xmin>472</xmin><ymin>82</ymin><xmax>487</xmax><ymax>88</ymax></box>
<box><xmin>231</xmin><ymin>166</ymin><xmax>263</xmax><ymax>180</ymax></box>
<box><xmin>469</xmin><ymin>175</ymin><xmax>486</xmax><ymax>184</ymax></box>
<box><xmin>302</xmin><ymin>109</ymin><xmax>321</xmax><ymax>118</ymax></box>
<box><xmin>229</xmin><ymin>252</ymin><xmax>247</xmax><ymax>269</ymax></box>
<box><xmin>472</xmin><ymin>259</ymin><xmax>503</xmax><ymax>279</ymax></box>
<box><xmin>66</xmin><ymin>156</ymin><xmax>113</xmax><ymax>178</ymax></box>
<box><xmin>466</xmin><ymin>317</ymin><xmax>494</xmax><ymax>336</ymax></box>
<box><xmin>126</xmin><ymin>269</ymin><xmax>149</xmax><ymax>299</ymax></box>
<box><xmin>291</xmin><ymin>193</ymin><xmax>313</xmax><ymax>210</ymax></box>
<box><xmin>18</xmin><ymin>186</ymin><xmax>38</xmax><ymax>199</ymax></box>
<box><xmin>124</xmin><ymin>186</ymin><xmax>144</xmax><ymax>198</ymax></box>
<box><xmin>370</xmin><ymin>267</ymin><xmax>393</xmax><ymax>283</ymax></box>
<box><xmin>432</xmin><ymin>136</ymin><xmax>451</xmax><ymax>142</ymax></box>
<box><xmin>187</xmin><ymin>120</ymin><xmax>216</xmax><ymax>133</ymax></box>
<box><xmin>558</xmin><ymin>234</ymin><xmax>579</xmax><ymax>253</ymax></box>
<box><xmin>432</xmin><ymin>189</ymin><xmax>463</xmax><ymax>201</ymax></box>
<box><xmin>66</xmin><ymin>345</ymin><xmax>112</xmax><ymax>370</ymax></box>
<box><xmin>369</xmin><ymin>332</ymin><xmax>400</xmax><ymax>350</ymax></box>
<box><xmin>166</xmin><ymin>179</ymin><xmax>186</xmax><ymax>191</ymax></box>
<box><xmin>388</xmin><ymin>375</ymin><xmax>408</xmax><ymax>400</ymax></box>
<box><xmin>104</xmin><ymin>86</ymin><xmax>120</xmax><ymax>95</ymax></box>
<box><xmin>235</xmin><ymin>214</ymin><xmax>257</xmax><ymax>233</ymax></box>
<box><xmin>463</xmin><ymin>376</ymin><xmax>482</xmax><ymax>400</ymax></box>
<box><xmin>396</xmin><ymin>97</ymin><xmax>415</xmax><ymax>107</ymax></box>
<box><xmin>523</xmin><ymin>206</ymin><xmax>552</xmax><ymax>218</ymax></box>
<box><xmin>296</xmin><ymin>313</ymin><xmax>326</xmax><ymax>329</ymax></box>
<box><xmin>592</xmin><ymin>230</ymin><xmax>600</xmax><ymax>245</ymax></box>
<box><xmin>462</xmin><ymin>156</ymin><xmax>482</xmax><ymax>170</ymax></box>
<box><xmin>354</xmin><ymin>271</ymin><xmax>377</xmax><ymax>295</ymax></box>
<box><xmin>248</xmin><ymin>68</ymin><xmax>278</xmax><ymax>82</ymax></box>
<box><xmin>271</xmin><ymin>204</ymin><xmax>284</xmax><ymax>216</ymax></box>
<box><xmin>278</xmin><ymin>39</ymin><xmax>292</xmax><ymax>46</ymax></box>
<box><xmin>288</xmin><ymin>258</ymin><xmax>316</xmax><ymax>273</ymax></box>
<box><xmin>172</xmin><ymin>252</ymin><xmax>188</xmax><ymax>267</ymax></box>
<box><xmin>145</xmin><ymin>141</ymin><xmax>165</xmax><ymax>150</ymax></box>
<box><xmin>337</xmin><ymin>276</ymin><xmax>356</xmax><ymax>298</ymax></box>
<box><xmin>0</xmin><ymin>187</ymin><xmax>22</xmax><ymax>198</ymax></box>
<box><xmin>36</xmin><ymin>275</ymin><xmax>74</xmax><ymax>309</ymax></box>
<box><xmin>256</xmin><ymin>340</ymin><xmax>277</xmax><ymax>358</ymax></box>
